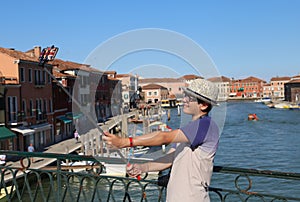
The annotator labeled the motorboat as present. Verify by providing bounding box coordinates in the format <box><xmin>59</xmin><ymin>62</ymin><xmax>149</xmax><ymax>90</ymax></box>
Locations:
<box><xmin>255</xmin><ymin>97</ymin><xmax>272</xmax><ymax>104</ymax></box>
<box><xmin>289</xmin><ymin>104</ymin><xmax>300</xmax><ymax>110</ymax></box>
<box><xmin>274</xmin><ymin>103</ymin><xmax>290</xmax><ymax>109</ymax></box>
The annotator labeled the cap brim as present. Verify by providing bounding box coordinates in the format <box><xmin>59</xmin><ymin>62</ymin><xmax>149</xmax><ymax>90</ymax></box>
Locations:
<box><xmin>182</xmin><ymin>87</ymin><xmax>219</xmax><ymax>106</ymax></box>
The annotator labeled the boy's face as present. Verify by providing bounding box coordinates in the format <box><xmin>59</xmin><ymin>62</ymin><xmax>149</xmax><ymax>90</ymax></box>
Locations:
<box><xmin>182</xmin><ymin>93</ymin><xmax>200</xmax><ymax>115</ymax></box>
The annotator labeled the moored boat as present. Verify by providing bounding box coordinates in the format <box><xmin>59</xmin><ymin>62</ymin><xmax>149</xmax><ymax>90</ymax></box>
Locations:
<box><xmin>289</xmin><ymin>104</ymin><xmax>300</xmax><ymax>110</ymax></box>
<box><xmin>274</xmin><ymin>103</ymin><xmax>290</xmax><ymax>109</ymax></box>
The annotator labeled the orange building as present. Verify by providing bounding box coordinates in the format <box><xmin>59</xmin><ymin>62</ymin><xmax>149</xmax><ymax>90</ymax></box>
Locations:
<box><xmin>0</xmin><ymin>47</ymin><xmax>54</xmax><ymax>151</ymax></box>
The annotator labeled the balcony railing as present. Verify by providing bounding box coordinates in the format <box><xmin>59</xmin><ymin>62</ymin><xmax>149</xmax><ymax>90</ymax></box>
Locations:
<box><xmin>0</xmin><ymin>151</ymin><xmax>299</xmax><ymax>202</ymax></box>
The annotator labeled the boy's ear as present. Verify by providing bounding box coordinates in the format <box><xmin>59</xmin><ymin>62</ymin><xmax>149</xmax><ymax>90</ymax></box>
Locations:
<box><xmin>199</xmin><ymin>102</ymin><xmax>209</xmax><ymax>111</ymax></box>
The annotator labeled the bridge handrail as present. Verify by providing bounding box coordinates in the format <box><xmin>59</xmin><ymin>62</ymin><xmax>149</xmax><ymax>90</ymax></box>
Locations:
<box><xmin>0</xmin><ymin>150</ymin><xmax>299</xmax><ymax>201</ymax></box>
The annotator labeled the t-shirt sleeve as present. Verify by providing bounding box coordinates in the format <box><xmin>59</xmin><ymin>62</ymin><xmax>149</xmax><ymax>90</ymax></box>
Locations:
<box><xmin>180</xmin><ymin>117</ymin><xmax>211</xmax><ymax>151</ymax></box>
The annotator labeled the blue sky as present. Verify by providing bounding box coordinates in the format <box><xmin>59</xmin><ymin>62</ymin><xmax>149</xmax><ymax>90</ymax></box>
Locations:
<box><xmin>1</xmin><ymin>0</ymin><xmax>300</xmax><ymax>81</ymax></box>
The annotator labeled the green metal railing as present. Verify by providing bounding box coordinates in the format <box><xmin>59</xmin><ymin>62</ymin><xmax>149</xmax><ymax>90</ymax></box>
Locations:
<box><xmin>0</xmin><ymin>150</ymin><xmax>299</xmax><ymax>202</ymax></box>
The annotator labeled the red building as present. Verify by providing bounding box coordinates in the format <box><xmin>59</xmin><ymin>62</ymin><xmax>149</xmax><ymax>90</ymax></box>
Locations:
<box><xmin>230</xmin><ymin>76</ymin><xmax>266</xmax><ymax>98</ymax></box>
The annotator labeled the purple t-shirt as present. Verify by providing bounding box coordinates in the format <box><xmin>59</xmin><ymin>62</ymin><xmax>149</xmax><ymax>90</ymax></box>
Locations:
<box><xmin>180</xmin><ymin>116</ymin><xmax>219</xmax><ymax>154</ymax></box>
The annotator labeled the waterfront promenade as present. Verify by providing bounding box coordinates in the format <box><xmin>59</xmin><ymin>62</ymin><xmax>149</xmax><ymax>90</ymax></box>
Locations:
<box><xmin>2</xmin><ymin>111</ymin><xmax>136</xmax><ymax>182</ymax></box>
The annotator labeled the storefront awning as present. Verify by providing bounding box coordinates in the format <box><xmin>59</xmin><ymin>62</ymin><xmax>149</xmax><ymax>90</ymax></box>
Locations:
<box><xmin>31</xmin><ymin>123</ymin><xmax>51</xmax><ymax>132</ymax></box>
<box><xmin>56</xmin><ymin>116</ymin><xmax>72</xmax><ymax>123</ymax></box>
<box><xmin>65</xmin><ymin>112</ymin><xmax>83</xmax><ymax>120</ymax></box>
<box><xmin>0</xmin><ymin>126</ymin><xmax>17</xmax><ymax>140</ymax></box>
<box><xmin>11</xmin><ymin>127</ymin><xmax>35</xmax><ymax>136</ymax></box>
<box><xmin>11</xmin><ymin>123</ymin><xmax>51</xmax><ymax>136</ymax></box>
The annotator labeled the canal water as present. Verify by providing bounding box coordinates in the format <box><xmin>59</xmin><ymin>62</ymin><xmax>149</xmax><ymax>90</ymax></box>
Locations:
<box><xmin>16</xmin><ymin>102</ymin><xmax>300</xmax><ymax>201</ymax></box>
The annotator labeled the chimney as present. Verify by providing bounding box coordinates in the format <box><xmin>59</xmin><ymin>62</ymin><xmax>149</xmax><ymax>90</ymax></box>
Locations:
<box><xmin>34</xmin><ymin>46</ymin><xmax>41</xmax><ymax>58</ymax></box>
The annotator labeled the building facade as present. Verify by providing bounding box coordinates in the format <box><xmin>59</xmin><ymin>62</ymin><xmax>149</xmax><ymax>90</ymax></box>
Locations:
<box><xmin>269</xmin><ymin>76</ymin><xmax>291</xmax><ymax>100</ymax></box>
<box><xmin>208</xmin><ymin>76</ymin><xmax>231</xmax><ymax>101</ymax></box>
<box><xmin>142</xmin><ymin>84</ymin><xmax>168</xmax><ymax>104</ymax></box>
<box><xmin>0</xmin><ymin>46</ymin><xmax>122</xmax><ymax>151</ymax></box>
<box><xmin>116</xmin><ymin>74</ymin><xmax>138</xmax><ymax>109</ymax></box>
<box><xmin>284</xmin><ymin>75</ymin><xmax>300</xmax><ymax>103</ymax></box>
<box><xmin>0</xmin><ymin>47</ymin><xmax>54</xmax><ymax>151</ymax></box>
<box><xmin>139</xmin><ymin>77</ymin><xmax>186</xmax><ymax>99</ymax></box>
<box><xmin>230</xmin><ymin>76</ymin><xmax>266</xmax><ymax>98</ymax></box>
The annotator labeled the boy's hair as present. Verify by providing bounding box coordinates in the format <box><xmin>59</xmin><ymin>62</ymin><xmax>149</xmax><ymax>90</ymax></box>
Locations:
<box><xmin>197</xmin><ymin>99</ymin><xmax>212</xmax><ymax>113</ymax></box>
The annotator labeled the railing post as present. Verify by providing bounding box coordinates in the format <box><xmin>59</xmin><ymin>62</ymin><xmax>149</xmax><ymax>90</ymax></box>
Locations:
<box><xmin>57</xmin><ymin>158</ymin><xmax>62</xmax><ymax>202</ymax></box>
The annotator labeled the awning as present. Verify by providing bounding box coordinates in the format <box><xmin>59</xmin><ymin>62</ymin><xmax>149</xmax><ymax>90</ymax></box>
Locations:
<box><xmin>31</xmin><ymin>123</ymin><xmax>51</xmax><ymax>132</ymax></box>
<box><xmin>0</xmin><ymin>126</ymin><xmax>17</xmax><ymax>140</ymax></box>
<box><xmin>11</xmin><ymin>127</ymin><xmax>35</xmax><ymax>136</ymax></box>
<box><xmin>11</xmin><ymin>123</ymin><xmax>51</xmax><ymax>136</ymax></box>
<box><xmin>56</xmin><ymin>116</ymin><xmax>72</xmax><ymax>123</ymax></box>
<box><xmin>65</xmin><ymin>112</ymin><xmax>83</xmax><ymax>120</ymax></box>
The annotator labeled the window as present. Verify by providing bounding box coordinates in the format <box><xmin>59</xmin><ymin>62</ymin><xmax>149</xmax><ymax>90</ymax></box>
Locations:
<box><xmin>148</xmin><ymin>92</ymin><xmax>152</xmax><ymax>96</ymax></box>
<box><xmin>154</xmin><ymin>92</ymin><xmax>157</xmax><ymax>96</ymax></box>
<box><xmin>81</xmin><ymin>76</ymin><xmax>88</xmax><ymax>87</ymax></box>
<box><xmin>48</xmin><ymin>73</ymin><xmax>51</xmax><ymax>84</ymax></box>
<box><xmin>28</xmin><ymin>69</ymin><xmax>32</xmax><ymax>82</ymax></box>
<box><xmin>44</xmin><ymin>99</ymin><xmax>47</xmax><ymax>114</ymax></box>
<box><xmin>43</xmin><ymin>71</ymin><xmax>46</xmax><ymax>84</ymax></box>
<box><xmin>49</xmin><ymin>99</ymin><xmax>53</xmax><ymax>113</ymax></box>
<box><xmin>20</xmin><ymin>68</ymin><xmax>25</xmax><ymax>82</ymax></box>
<box><xmin>36</xmin><ymin>99</ymin><xmax>43</xmax><ymax>120</ymax></box>
<box><xmin>30</xmin><ymin>100</ymin><xmax>33</xmax><ymax>116</ymax></box>
<box><xmin>22</xmin><ymin>99</ymin><xmax>26</xmax><ymax>117</ymax></box>
<box><xmin>35</xmin><ymin>70</ymin><xmax>40</xmax><ymax>85</ymax></box>
<box><xmin>8</xmin><ymin>96</ymin><xmax>17</xmax><ymax>122</ymax></box>
<box><xmin>40</xmin><ymin>131</ymin><xmax>45</xmax><ymax>145</ymax></box>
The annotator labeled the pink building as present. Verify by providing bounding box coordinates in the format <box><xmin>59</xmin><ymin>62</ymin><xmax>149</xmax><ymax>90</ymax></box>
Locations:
<box><xmin>142</xmin><ymin>84</ymin><xmax>168</xmax><ymax>104</ymax></box>
<box><xmin>269</xmin><ymin>76</ymin><xmax>291</xmax><ymax>99</ymax></box>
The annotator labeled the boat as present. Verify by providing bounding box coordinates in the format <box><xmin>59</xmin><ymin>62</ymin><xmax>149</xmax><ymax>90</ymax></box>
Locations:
<box><xmin>274</xmin><ymin>103</ymin><xmax>290</xmax><ymax>109</ymax></box>
<box><xmin>60</xmin><ymin>152</ymin><xmax>102</xmax><ymax>173</ymax></box>
<box><xmin>61</xmin><ymin>161</ymin><xmax>95</xmax><ymax>173</ymax></box>
<box><xmin>161</xmin><ymin>99</ymin><xmax>170</xmax><ymax>108</ymax></box>
<box><xmin>0</xmin><ymin>185</ymin><xmax>16</xmax><ymax>202</ymax></box>
<box><xmin>160</xmin><ymin>99</ymin><xmax>178</xmax><ymax>108</ymax></box>
<box><xmin>289</xmin><ymin>104</ymin><xmax>300</xmax><ymax>110</ymax></box>
<box><xmin>132</xmin><ymin>146</ymin><xmax>150</xmax><ymax>157</ymax></box>
<box><xmin>176</xmin><ymin>98</ymin><xmax>184</xmax><ymax>106</ymax></box>
<box><xmin>148</xmin><ymin>121</ymin><xmax>172</xmax><ymax>132</ymax></box>
<box><xmin>128</xmin><ymin>118</ymin><xmax>143</xmax><ymax>124</ymax></box>
<box><xmin>255</xmin><ymin>97</ymin><xmax>272</xmax><ymax>104</ymax></box>
<box><xmin>98</xmin><ymin>151</ymin><xmax>153</xmax><ymax>177</ymax></box>
<box><xmin>99</xmin><ymin>121</ymin><xmax>172</xmax><ymax>177</ymax></box>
